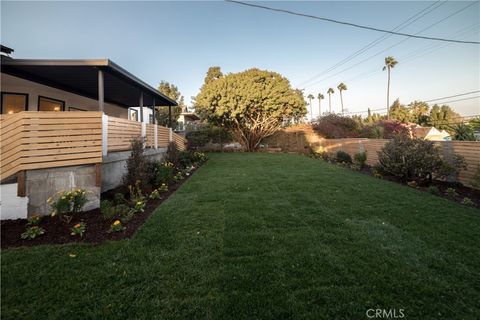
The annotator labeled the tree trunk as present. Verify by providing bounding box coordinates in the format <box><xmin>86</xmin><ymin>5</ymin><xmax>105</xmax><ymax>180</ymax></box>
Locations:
<box><xmin>309</xmin><ymin>99</ymin><xmax>312</xmax><ymax>121</ymax></box>
<box><xmin>340</xmin><ymin>91</ymin><xmax>344</xmax><ymax>114</ymax></box>
<box><xmin>319</xmin><ymin>100</ymin><xmax>321</xmax><ymax>116</ymax></box>
<box><xmin>328</xmin><ymin>94</ymin><xmax>331</xmax><ymax>113</ymax></box>
<box><xmin>387</xmin><ymin>67</ymin><xmax>391</xmax><ymax>120</ymax></box>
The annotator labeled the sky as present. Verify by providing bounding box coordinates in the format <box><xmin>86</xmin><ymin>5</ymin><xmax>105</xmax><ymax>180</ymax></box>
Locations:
<box><xmin>1</xmin><ymin>1</ymin><xmax>479</xmax><ymax>118</ymax></box>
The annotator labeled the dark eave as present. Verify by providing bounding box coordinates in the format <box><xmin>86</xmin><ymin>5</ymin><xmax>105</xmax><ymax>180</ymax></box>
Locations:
<box><xmin>0</xmin><ymin>57</ymin><xmax>177</xmax><ymax>108</ymax></box>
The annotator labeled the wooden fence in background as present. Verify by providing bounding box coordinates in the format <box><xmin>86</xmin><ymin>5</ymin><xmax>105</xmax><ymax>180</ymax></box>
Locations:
<box><xmin>318</xmin><ymin>138</ymin><xmax>479</xmax><ymax>188</ymax></box>
<box><xmin>1</xmin><ymin>112</ymin><xmax>103</xmax><ymax>181</ymax></box>
<box><xmin>107</xmin><ymin>117</ymin><xmax>143</xmax><ymax>152</ymax></box>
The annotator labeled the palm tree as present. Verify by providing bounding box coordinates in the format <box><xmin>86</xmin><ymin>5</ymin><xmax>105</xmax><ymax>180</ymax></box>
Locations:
<box><xmin>317</xmin><ymin>93</ymin><xmax>324</xmax><ymax>116</ymax></box>
<box><xmin>307</xmin><ymin>94</ymin><xmax>314</xmax><ymax>120</ymax></box>
<box><xmin>327</xmin><ymin>88</ymin><xmax>334</xmax><ymax>113</ymax></box>
<box><xmin>383</xmin><ymin>56</ymin><xmax>398</xmax><ymax>119</ymax></box>
<box><xmin>337</xmin><ymin>83</ymin><xmax>347</xmax><ymax>114</ymax></box>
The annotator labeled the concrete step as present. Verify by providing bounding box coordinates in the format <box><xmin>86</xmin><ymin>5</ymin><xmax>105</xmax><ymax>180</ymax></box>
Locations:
<box><xmin>0</xmin><ymin>183</ymin><xmax>28</xmax><ymax>220</ymax></box>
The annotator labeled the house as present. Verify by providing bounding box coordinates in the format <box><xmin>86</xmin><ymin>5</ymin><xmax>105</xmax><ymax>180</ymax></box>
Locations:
<box><xmin>177</xmin><ymin>107</ymin><xmax>201</xmax><ymax>132</ymax></box>
<box><xmin>412</xmin><ymin>126</ymin><xmax>451</xmax><ymax>141</ymax></box>
<box><xmin>0</xmin><ymin>46</ymin><xmax>186</xmax><ymax>219</ymax></box>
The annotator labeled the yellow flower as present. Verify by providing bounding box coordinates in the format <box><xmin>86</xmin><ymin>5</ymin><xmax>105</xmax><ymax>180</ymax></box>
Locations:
<box><xmin>113</xmin><ymin>220</ymin><xmax>121</xmax><ymax>226</ymax></box>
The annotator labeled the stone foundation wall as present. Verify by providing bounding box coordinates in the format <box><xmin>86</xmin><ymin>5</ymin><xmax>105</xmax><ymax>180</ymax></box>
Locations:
<box><xmin>26</xmin><ymin>165</ymin><xmax>100</xmax><ymax>216</ymax></box>
<box><xmin>101</xmin><ymin>148</ymin><xmax>167</xmax><ymax>192</ymax></box>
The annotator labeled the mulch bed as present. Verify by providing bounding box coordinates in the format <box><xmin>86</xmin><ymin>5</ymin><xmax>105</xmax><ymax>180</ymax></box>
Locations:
<box><xmin>1</xmin><ymin>167</ymin><xmax>200</xmax><ymax>249</ymax></box>
<box><xmin>354</xmin><ymin>165</ymin><xmax>480</xmax><ymax>209</ymax></box>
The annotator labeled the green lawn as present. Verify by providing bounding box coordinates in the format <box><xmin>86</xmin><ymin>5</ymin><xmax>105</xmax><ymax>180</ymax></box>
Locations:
<box><xmin>2</xmin><ymin>153</ymin><xmax>479</xmax><ymax>319</ymax></box>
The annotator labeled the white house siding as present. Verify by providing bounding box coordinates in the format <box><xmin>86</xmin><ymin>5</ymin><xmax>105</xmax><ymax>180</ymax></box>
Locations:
<box><xmin>1</xmin><ymin>73</ymin><xmax>128</xmax><ymax>118</ymax></box>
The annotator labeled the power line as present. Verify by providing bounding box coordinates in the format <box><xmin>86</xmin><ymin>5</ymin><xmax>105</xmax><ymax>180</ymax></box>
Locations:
<box><xmin>428</xmin><ymin>95</ymin><xmax>480</xmax><ymax>105</ymax></box>
<box><xmin>296</xmin><ymin>0</ymin><xmax>446</xmax><ymax>88</ymax></box>
<box><xmin>226</xmin><ymin>0</ymin><xmax>480</xmax><ymax>44</ymax></box>
<box><xmin>302</xmin><ymin>1</ymin><xmax>478</xmax><ymax>89</ymax></box>
<box><xmin>424</xmin><ymin>90</ymin><xmax>480</xmax><ymax>103</ymax></box>
<box><xmin>344</xmin><ymin>24</ymin><xmax>479</xmax><ymax>84</ymax></box>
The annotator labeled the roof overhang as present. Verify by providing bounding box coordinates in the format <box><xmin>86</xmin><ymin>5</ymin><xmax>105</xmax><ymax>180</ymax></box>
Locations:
<box><xmin>0</xmin><ymin>57</ymin><xmax>177</xmax><ymax>108</ymax></box>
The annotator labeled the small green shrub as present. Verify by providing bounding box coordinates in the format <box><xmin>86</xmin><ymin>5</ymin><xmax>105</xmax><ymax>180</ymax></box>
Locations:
<box><xmin>353</xmin><ymin>151</ymin><xmax>367</xmax><ymax>169</ymax></box>
<box><xmin>149</xmin><ymin>189</ymin><xmax>161</xmax><ymax>200</ymax></box>
<box><xmin>377</xmin><ymin>135</ymin><xmax>466</xmax><ymax>184</ymax></box>
<box><xmin>70</xmin><ymin>222</ymin><xmax>86</xmax><ymax>237</ymax></box>
<box><xmin>114</xmin><ymin>193</ymin><xmax>125</xmax><ymax>205</ymax></box>
<box><xmin>461</xmin><ymin>197</ymin><xmax>475</xmax><ymax>207</ymax></box>
<box><xmin>124</xmin><ymin>138</ymin><xmax>148</xmax><ymax>190</ymax></box>
<box><xmin>166</xmin><ymin>142</ymin><xmax>181</xmax><ymax>167</ymax></box>
<box><xmin>48</xmin><ymin>189</ymin><xmax>88</xmax><ymax>223</ymax></box>
<box><xmin>472</xmin><ymin>165</ymin><xmax>480</xmax><ymax>190</ymax></box>
<box><xmin>427</xmin><ymin>185</ymin><xmax>440</xmax><ymax>196</ymax></box>
<box><xmin>147</xmin><ymin>161</ymin><xmax>175</xmax><ymax>187</ymax></box>
<box><xmin>100</xmin><ymin>200</ymin><xmax>116</xmax><ymax>220</ymax></box>
<box><xmin>336</xmin><ymin>151</ymin><xmax>352</xmax><ymax>164</ymax></box>
<box><xmin>21</xmin><ymin>226</ymin><xmax>45</xmax><ymax>240</ymax></box>
<box><xmin>445</xmin><ymin>188</ymin><xmax>458</xmax><ymax>198</ymax></box>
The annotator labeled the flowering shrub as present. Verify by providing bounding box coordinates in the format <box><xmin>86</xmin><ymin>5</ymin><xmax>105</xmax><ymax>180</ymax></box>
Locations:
<box><xmin>21</xmin><ymin>226</ymin><xmax>45</xmax><ymax>240</ymax></box>
<box><xmin>149</xmin><ymin>189</ymin><xmax>161</xmax><ymax>200</ymax></box>
<box><xmin>48</xmin><ymin>189</ymin><xmax>88</xmax><ymax>223</ymax></box>
<box><xmin>132</xmin><ymin>200</ymin><xmax>145</xmax><ymax>213</ymax></box>
<box><xmin>147</xmin><ymin>161</ymin><xmax>175</xmax><ymax>186</ymax></box>
<box><xmin>70</xmin><ymin>222</ymin><xmax>86</xmax><ymax>237</ymax></box>
<box><xmin>193</xmin><ymin>152</ymin><xmax>207</xmax><ymax>164</ymax></box>
<box><xmin>27</xmin><ymin>214</ymin><xmax>42</xmax><ymax>226</ymax></box>
<box><xmin>445</xmin><ymin>188</ymin><xmax>458</xmax><ymax>198</ymax></box>
<box><xmin>313</xmin><ymin>114</ymin><xmax>360</xmax><ymax>138</ymax></box>
<box><xmin>128</xmin><ymin>181</ymin><xmax>145</xmax><ymax>203</ymax></box>
<box><xmin>108</xmin><ymin>220</ymin><xmax>125</xmax><ymax>233</ymax></box>
<box><xmin>173</xmin><ymin>171</ymin><xmax>184</xmax><ymax>182</ymax></box>
<box><xmin>158</xmin><ymin>183</ymin><xmax>168</xmax><ymax>192</ymax></box>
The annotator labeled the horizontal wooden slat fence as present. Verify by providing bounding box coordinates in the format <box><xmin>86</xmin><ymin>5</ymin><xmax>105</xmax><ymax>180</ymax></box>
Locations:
<box><xmin>157</xmin><ymin>126</ymin><xmax>170</xmax><ymax>147</ymax></box>
<box><xmin>107</xmin><ymin>117</ymin><xmax>142</xmax><ymax>152</ymax></box>
<box><xmin>1</xmin><ymin>113</ymin><xmax>188</xmax><ymax>181</ymax></box>
<box><xmin>172</xmin><ymin>132</ymin><xmax>187</xmax><ymax>151</ymax></box>
<box><xmin>1</xmin><ymin>111</ymin><xmax>103</xmax><ymax>181</ymax></box>
<box><xmin>318</xmin><ymin>138</ymin><xmax>480</xmax><ymax>189</ymax></box>
<box><xmin>145</xmin><ymin>124</ymin><xmax>155</xmax><ymax>148</ymax></box>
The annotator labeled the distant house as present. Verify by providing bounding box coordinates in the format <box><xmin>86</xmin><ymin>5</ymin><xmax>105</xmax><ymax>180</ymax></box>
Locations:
<box><xmin>177</xmin><ymin>108</ymin><xmax>201</xmax><ymax>131</ymax></box>
<box><xmin>412</xmin><ymin>126</ymin><xmax>451</xmax><ymax>141</ymax></box>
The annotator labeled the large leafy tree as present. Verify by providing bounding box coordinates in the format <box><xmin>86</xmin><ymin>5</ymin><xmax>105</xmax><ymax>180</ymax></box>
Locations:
<box><xmin>337</xmin><ymin>83</ymin><xmax>347</xmax><ymax>114</ymax></box>
<box><xmin>195</xmin><ymin>68</ymin><xmax>306</xmax><ymax>151</ymax></box>
<box><xmin>383</xmin><ymin>56</ymin><xmax>398</xmax><ymax>119</ymax></box>
<box><xmin>427</xmin><ymin>104</ymin><xmax>461</xmax><ymax>130</ymax></box>
<box><xmin>156</xmin><ymin>81</ymin><xmax>184</xmax><ymax>128</ymax></box>
<box><xmin>389</xmin><ymin>99</ymin><xmax>410</xmax><ymax>123</ymax></box>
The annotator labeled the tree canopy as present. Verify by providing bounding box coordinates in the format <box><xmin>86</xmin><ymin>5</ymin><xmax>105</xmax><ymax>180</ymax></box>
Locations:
<box><xmin>156</xmin><ymin>81</ymin><xmax>185</xmax><ymax>128</ymax></box>
<box><xmin>194</xmin><ymin>67</ymin><xmax>306</xmax><ymax>151</ymax></box>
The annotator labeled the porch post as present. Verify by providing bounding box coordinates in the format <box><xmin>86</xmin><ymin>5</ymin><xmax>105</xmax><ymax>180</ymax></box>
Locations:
<box><xmin>152</xmin><ymin>97</ymin><xmax>156</xmax><ymax>124</ymax></box>
<box><xmin>139</xmin><ymin>92</ymin><xmax>144</xmax><ymax>122</ymax></box>
<box><xmin>98</xmin><ymin>69</ymin><xmax>104</xmax><ymax>112</ymax></box>
<box><xmin>168</xmin><ymin>105</ymin><xmax>172</xmax><ymax>128</ymax></box>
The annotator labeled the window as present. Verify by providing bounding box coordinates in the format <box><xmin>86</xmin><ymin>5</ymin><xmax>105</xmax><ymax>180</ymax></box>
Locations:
<box><xmin>1</xmin><ymin>92</ymin><xmax>28</xmax><ymax>114</ymax></box>
<box><xmin>130</xmin><ymin>109</ymin><xmax>138</xmax><ymax>122</ymax></box>
<box><xmin>149</xmin><ymin>114</ymin><xmax>153</xmax><ymax>124</ymax></box>
<box><xmin>38</xmin><ymin>96</ymin><xmax>65</xmax><ymax>112</ymax></box>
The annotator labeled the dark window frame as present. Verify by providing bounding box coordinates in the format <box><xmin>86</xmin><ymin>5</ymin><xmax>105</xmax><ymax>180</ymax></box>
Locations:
<box><xmin>1</xmin><ymin>92</ymin><xmax>29</xmax><ymax>114</ymax></box>
<box><xmin>38</xmin><ymin>95</ymin><xmax>65</xmax><ymax>111</ymax></box>
<box><xmin>130</xmin><ymin>109</ymin><xmax>139</xmax><ymax>122</ymax></box>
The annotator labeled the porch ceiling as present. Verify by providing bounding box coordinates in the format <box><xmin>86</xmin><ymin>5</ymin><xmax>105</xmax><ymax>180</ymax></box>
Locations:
<box><xmin>0</xmin><ymin>57</ymin><xmax>177</xmax><ymax>108</ymax></box>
